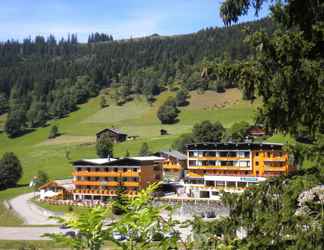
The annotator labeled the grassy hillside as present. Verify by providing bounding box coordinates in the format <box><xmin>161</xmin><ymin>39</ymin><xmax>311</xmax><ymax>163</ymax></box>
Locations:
<box><xmin>0</xmin><ymin>88</ymin><xmax>259</xmax><ymax>185</ymax></box>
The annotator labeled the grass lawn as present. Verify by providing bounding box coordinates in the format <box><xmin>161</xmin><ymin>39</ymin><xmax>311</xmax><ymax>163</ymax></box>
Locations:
<box><xmin>0</xmin><ymin>202</ymin><xmax>23</xmax><ymax>226</ymax></box>
<box><xmin>32</xmin><ymin>198</ymin><xmax>91</xmax><ymax>215</ymax></box>
<box><xmin>0</xmin><ymin>88</ymin><xmax>260</xmax><ymax>186</ymax></box>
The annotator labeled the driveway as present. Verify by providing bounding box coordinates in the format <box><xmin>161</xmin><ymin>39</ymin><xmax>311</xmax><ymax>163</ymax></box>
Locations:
<box><xmin>0</xmin><ymin>226</ymin><xmax>70</xmax><ymax>240</ymax></box>
<box><xmin>8</xmin><ymin>192</ymin><xmax>59</xmax><ymax>225</ymax></box>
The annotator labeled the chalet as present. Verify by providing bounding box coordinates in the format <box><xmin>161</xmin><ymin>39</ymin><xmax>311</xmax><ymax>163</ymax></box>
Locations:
<box><xmin>96</xmin><ymin>128</ymin><xmax>127</xmax><ymax>143</ymax></box>
<box><xmin>247</xmin><ymin>126</ymin><xmax>266</xmax><ymax>137</ymax></box>
<box><xmin>39</xmin><ymin>179</ymin><xmax>74</xmax><ymax>200</ymax></box>
<box><xmin>156</xmin><ymin>150</ymin><xmax>187</xmax><ymax>182</ymax></box>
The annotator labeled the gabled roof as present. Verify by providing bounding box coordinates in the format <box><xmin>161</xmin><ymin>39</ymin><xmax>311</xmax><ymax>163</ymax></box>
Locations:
<box><xmin>129</xmin><ymin>156</ymin><xmax>165</xmax><ymax>161</ymax></box>
<box><xmin>159</xmin><ymin>150</ymin><xmax>187</xmax><ymax>160</ymax></box>
<box><xmin>96</xmin><ymin>128</ymin><xmax>127</xmax><ymax>136</ymax></box>
<box><xmin>73</xmin><ymin>156</ymin><xmax>164</xmax><ymax>167</ymax></box>
<box><xmin>39</xmin><ymin>179</ymin><xmax>74</xmax><ymax>191</ymax></box>
<box><xmin>73</xmin><ymin>158</ymin><xmax>117</xmax><ymax>165</ymax></box>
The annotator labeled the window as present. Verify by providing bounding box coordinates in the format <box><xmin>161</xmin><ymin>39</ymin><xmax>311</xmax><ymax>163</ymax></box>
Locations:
<box><xmin>256</xmin><ymin>152</ymin><xmax>259</xmax><ymax>156</ymax></box>
<box><xmin>77</xmin><ymin>167</ymin><xmax>81</xmax><ymax>171</ymax></box>
<box><xmin>153</xmin><ymin>166</ymin><xmax>161</xmax><ymax>171</ymax></box>
<box><xmin>95</xmin><ymin>168</ymin><xmax>99</xmax><ymax>172</ymax></box>
<box><xmin>267</xmin><ymin>152</ymin><xmax>271</xmax><ymax>157</ymax></box>
<box><xmin>123</xmin><ymin>168</ymin><xmax>127</xmax><ymax>172</ymax></box>
<box><xmin>114</xmin><ymin>168</ymin><xmax>118</xmax><ymax>172</ymax></box>
<box><xmin>87</xmin><ymin>168</ymin><xmax>90</xmax><ymax>172</ymax></box>
<box><xmin>244</xmin><ymin>152</ymin><xmax>250</xmax><ymax>158</ymax></box>
<box><xmin>256</xmin><ymin>161</ymin><xmax>259</xmax><ymax>166</ymax></box>
<box><xmin>155</xmin><ymin>175</ymin><xmax>161</xmax><ymax>180</ymax></box>
<box><xmin>133</xmin><ymin>168</ymin><xmax>138</xmax><ymax>172</ymax></box>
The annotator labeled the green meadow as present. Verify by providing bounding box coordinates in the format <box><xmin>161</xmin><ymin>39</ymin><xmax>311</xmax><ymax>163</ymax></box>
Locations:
<box><xmin>0</xmin><ymin>88</ymin><xmax>260</xmax><ymax>186</ymax></box>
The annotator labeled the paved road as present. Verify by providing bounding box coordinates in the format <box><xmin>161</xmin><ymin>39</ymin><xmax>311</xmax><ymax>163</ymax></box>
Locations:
<box><xmin>0</xmin><ymin>227</ymin><xmax>71</xmax><ymax>240</ymax></box>
<box><xmin>8</xmin><ymin>192</ymin><xmax>59</xmax><ymax>225</ymax></box>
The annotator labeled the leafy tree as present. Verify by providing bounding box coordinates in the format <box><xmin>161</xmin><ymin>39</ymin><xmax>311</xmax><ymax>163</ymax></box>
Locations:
<box><xmin>192</xmin><ymin>120</ymin><xmax>225</xmax><ymax>142</ymax></box>
<box><xmin>108</xmin><ymin>183</ymin><xmax>189</xmax><ymax>250</ymax></box>
<box><xmin>0</xmin><ymin>152</ymin><xmax>22</xmax><ymax>189</ymax></box>
<box><xmin>138</xmin><ymin>142</ymin><xmax>150</xmax><ymax>156</ymax></box>
<box><xmin>48</xmin><ymin>125</ymin><xmax>59</xmax><ymax>139</ymax></box>
<box><xmin>99</xmin><ymin>96</ymin><xmax>107</xmax><ymax>108</ymax></box>
<box><xmin>34</xmin><ymin>170</ymin><xmax>49</xmax><ymax>188</ymax></box>
<box><xmin>0</xmin><ymin>93</ymin><xmax>8</xmax><ymax>115</ymax></box>
<box><xmin>4</xmin><ymin>107</ymin><xmax>27</xmax><ymax>137</ymax></box>
<box><xmin>125</xmin><ymin>149</ymin><xmax>130</xmax><ymax>157</ymax></box>
<box><xmin>172</xmin><ymin>133</ymin><xmax>195</xmax><ymax>153</ymax></box>
<box><xmin>226</xmin><ymin>121</ymin><xmax>250</xmax><ymax>142</ymax></box>
<box><xmin>219</xmin><ymin>0</ymin><xmax>324</xmax><ymax>139</ymax></box>
<box><xmin>96</xmin><ymin>134</ymin><xmax>113</xmax><ymax>158</ymax></box>
<box><xmin>157</xmin><ymin>97</ymin><xmax>178</xmax><ymax>124</ymax></box>
<box><xmin>44</xmin><ymin>206</ymin><xmax>110</xmax><ymax>250</ymax></box>
<box><xmin>27</xmin><ymin>101</ymin><xmax>47</xmax><ymax>127</ymax></box>
<box><xmin>175</xmin><ymin>89</ymin><xmax>189</xmax><ymax>106</ymax></box>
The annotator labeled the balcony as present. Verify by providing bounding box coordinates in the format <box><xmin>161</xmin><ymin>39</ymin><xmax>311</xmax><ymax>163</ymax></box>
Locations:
<box><xmin>73</xmin><ymin>171</ymin><xmax>139</xmax><ymax>178</ymax></box>
<box><xmin>73</xmin><ymin>189</ymin><xmax>138</xmax><ymax>196</ymax></box>
<box><xmin>163</xmin><ymin>163</ymin><xmax>182</xmax><ymax>170</ymax></box>
<box><xmin>122</xmin><ymin>181</ymin><xmax>139</xmax><ymax>187</ymax></box>
<box><xmin>186</xmin><ymin>172</ymin><xmax>204</xmax><ymax>178</ymax></box>
<box><xmin>188</xmin><ymin>165</ymin><xmax>251</xmax><ymax>171</ymax></box>
<box><xmin>264</xmin><ymin>157</ymin><xmax>287</xmax><ymax>162</ymax></box>
<box><xmin>73</xmin><ymin>180</ymin><xmax>139</xmax><ymax>187</ymax></box>
<box><xmin>189</xmin><ymin>156</ymin><xmax>250</xmax><ymax>161</ymax></box>
<box><xmin>264</xmin><ymin>166</ymin><xmax>287</xmax><ymax>172</ymax></box>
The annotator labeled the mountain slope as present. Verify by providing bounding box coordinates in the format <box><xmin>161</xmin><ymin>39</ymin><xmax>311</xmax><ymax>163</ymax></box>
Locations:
<box><xmin>0</xmin><ymin>88</ymin><xmax>258</xmax><ymax>184</ymax></box>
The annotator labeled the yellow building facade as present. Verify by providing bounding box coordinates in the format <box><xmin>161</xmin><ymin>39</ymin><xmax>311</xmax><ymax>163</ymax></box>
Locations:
<box><xmin>72</xmin><ymin>157</ymin><xmax>164</xmax><ymax>201</ymax></box>
<box><xmin>185</xmin><ymin>142</ymin><xmax>295</xmax><ymax>198</ymax></box>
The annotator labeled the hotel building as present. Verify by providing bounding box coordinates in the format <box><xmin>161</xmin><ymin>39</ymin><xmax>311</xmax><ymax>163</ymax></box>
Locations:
<box><xmin>72</xmin><ymin>156</ymin><xmax>164</xmax><ymax>201</ymax></box>
<box><xmin>185</xmin><ymin>142</ymin><xmax>294</xmax><ymax>198</ymax></box>
<box><xmin>156</xmin><ymin>150</ymin><xmax>187</xmax><ymax>182</ymax></box>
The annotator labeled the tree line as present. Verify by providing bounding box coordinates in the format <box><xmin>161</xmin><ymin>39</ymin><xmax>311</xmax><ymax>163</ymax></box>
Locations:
<box><xmin>0</xmin><ymin>18</ymin><xmax>274</xmax><ymax>137</ymax></box>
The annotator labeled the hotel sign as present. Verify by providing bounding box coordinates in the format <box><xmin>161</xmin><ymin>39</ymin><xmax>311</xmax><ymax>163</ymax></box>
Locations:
<box><xmin>240</xmin><ymin>177</ymin><xmax>258</xmax><ymax>182</ymax></box>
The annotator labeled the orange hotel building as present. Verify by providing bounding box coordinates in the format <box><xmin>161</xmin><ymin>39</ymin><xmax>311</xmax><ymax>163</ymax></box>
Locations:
<box><xmin>185</xmin><ymin>142</ymin><xmax>295</xmax><ymax>198</ymax></box>
<box><xmin>72</xmin><ymin>156</ymin><xmax>164</xmax><ymax>201</ymax></box>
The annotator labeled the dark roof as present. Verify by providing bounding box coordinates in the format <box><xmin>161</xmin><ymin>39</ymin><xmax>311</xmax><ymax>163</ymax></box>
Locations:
<box><xmin>247</xmin><ymin>126</ymin><xmax>266</xmax><ymax>135</ymax></box>
<box><xmin>73</xmin><ymin>156</ymin><xmax>163</xmax><ymax>166</ymax></box>
<box><xmin>186</xmin><ymin>142</ymin><xmax>284</xmax><ymax>150</ymax></box>
<box><xmin>159</xmin><ymin>150</ymin><xmax>187</xmax><ymax>160</ymax></box>
<box><xmin>96</xmin><ymin>128</ymin><xmax>127</xmax><ymax>136</ymax></box>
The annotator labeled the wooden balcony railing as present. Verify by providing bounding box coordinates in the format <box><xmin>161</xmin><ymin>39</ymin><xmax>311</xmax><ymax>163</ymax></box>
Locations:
<box><xmin>188</xmin><ymin>156</ymin><xmax>250</xmax><ymax>161</ymax></box>
<box><xmin>73</xmin><ymin>189</ymin><xmax>138</xmax><ymax>196</ymax></box>
<box><xmin>263</xmin><ymin>157</ymin><xmax>287</xmax><ymax>162</ymax></box>
<box><xmin>188</xmin><ymin>165</ymin><xmax>250</xmax><ymax>170</ymax></box>
<box><xmin>163</xmin><ymin>163</ymin><xmax>182</xmax><ymax>170</ymax></box>
<box><xmin>73</xmin><ymin>180</ymin><xmax>140</xmax><ymax>187</ymax></box>
<box><xmin>264</xmin><ymin>166</ymin><xmax>287</xmax><ymax>172</ymax></box>
<box><xmin>73</xmin><ymin>171</ymin><xmax>139</xmax><ymax>177</ymax></box>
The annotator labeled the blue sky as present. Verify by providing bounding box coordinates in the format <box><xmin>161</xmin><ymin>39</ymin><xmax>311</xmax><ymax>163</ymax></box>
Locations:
<box><xmin>0</xmin><ymin>0</ymin><xmax>270</xmax><ymax>42</ymax></box>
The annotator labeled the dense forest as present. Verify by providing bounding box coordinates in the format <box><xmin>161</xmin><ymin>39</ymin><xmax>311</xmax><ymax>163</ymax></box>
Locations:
<box><xmin>0</xmin><ymin>18</ymin><xmax>274</xmax><ymax>137</ymax></box>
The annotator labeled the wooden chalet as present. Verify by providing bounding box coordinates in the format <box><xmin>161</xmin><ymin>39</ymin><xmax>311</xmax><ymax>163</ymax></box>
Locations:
<box><xmin>247</xmin><ymin>126</ymin><xmax>266</xmax><ymax>137</ymax></box>
<box><xmin>39</xmin><ymin>179</ymin><xmax>74</xmax><ymax>200</ymax></box>
<box><xmin>96</xmin><ymin>128</ymin><xmax>127</xmax><ymax>143</ymax></box>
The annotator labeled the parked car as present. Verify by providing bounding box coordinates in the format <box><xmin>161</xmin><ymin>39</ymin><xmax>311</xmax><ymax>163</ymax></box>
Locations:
<box><xmin>112</xmin><ymin>231</ymin><xmax>126</xmax><ymax>241</ymax></box>
<box><xmin>64</xmin><ymin>231</ymin><xmax>76</xmax><ymax>237</ymax></box>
